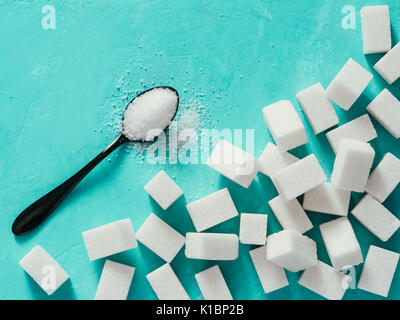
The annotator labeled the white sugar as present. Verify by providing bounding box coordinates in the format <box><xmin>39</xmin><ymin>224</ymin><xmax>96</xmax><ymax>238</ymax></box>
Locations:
<box><xmin>271</xmin><ymin>154</ymin><xmax>327</xmax><ymax>201</ymax></box>
<box><xmin>358</xmin><ymin>245</ymin><xmax>399</xmax><ymax>297</ymax></box>
<box><xmin>136</xmin><ymin>213</ymin><xmax>185</xmax><ymax>263</ymax></box>
<box><xmin>82</xmin><ymin>219</ymin><xmax>137</xmax><ymax>261</ymax></box>
<box><xmin>365</xmin><ymin>152</ymin><xmax>400</xmax><ymax>202</ymax></box>
<box><xmin>144</xmin><ymin>170</ymin><xmax>183</xmax><ymax>209</ymax></box>
<box><xmin>258</xmin><ymin>143</ymin><xmax>299</xmax><ymax>177</ymax></box>
<box><xmin>296</xmin><ymin>83</ymin><xmax>339</xmax><ymax>134</ymax></box>
<box><xmin>262</xmin><ymin>100</ymin><xmax>308</xmax><ymax>151</ymax></box>
<box><xmin>326</xmin><ymin>114</ymin><xmax>377</xmax><ymax>154</ymax></box>
<box><xmin>185</xmin><ymin>232</ymin><xmax>238</xmax><ymax>260</ymax></box>
<box><xmin>19</xmin><ymin>246</ymin><xmax>69</xmax><ymax>295</ymax></box>
<box><xmin>195</xmin><ymin>265</ymin><xmax>233</xmax><ymax>300</ymax></box>
<box><xmin>122</xmin><ymin>87</ymin><xmax>178</xmax><ymax>141</ymax></box>
<box><xmin>207</xmin><ymin>139</ymin><xmax>259</xmax><ymax>188</ymax></box>
<box><xmin>303</xmin><ymin>182</ymin><xmax>350</xmax><ymax>216</ymax></box>
<box><xmin>331</xmin><ymin>139</ymin><xmax>375</xmax><ymax>192</ymax></box>
<box><xmin>95</xmin><ymin>260</ymin><xmax>135</xmax><ymax>300</ymax></box>
<box><xmin>250</xmin><ymin>245</ymin><xmax>289</xmax><ymax>294</ymax></box>
<box><xmin>266</xmin><ymin>229</ymin><xmax>318</xmax><ymax>272</ymax></box>
<box><xmin>374</xmin><ymin>42</ymin><xmax>400</xmax><ymax>84</ymax></box>
<box><xmin>146</xmin><ymin>263</ymin><xmax>190</xmax><ymax>300</ymax></box>
<box><xmin>351</xmin><ymin>194</ymin><xmax>400</xmax><ymax>242</ymax></box>
<box><xmin>298</xmin><ymin>260</ymin><xmax>348</xmax><ymax>300</ymax></box>
<box><xmin>320</xmin><ymin>217</ymin><xmax>363</xmax><ymax>270</ymax></box>
<box><xmin>239</xmin><ymin>213</ymin><xmax>268</xmax><ymax>245</ymax></box>
<box><xmin>366</xmin><ymin>89</ymin><xmax>400</xmax><ymax>139</ymax></box>
<box><xmin>268</xmin><ymin>196</ymin><xmax>313</xmax><ymax>234</ymax></box>
<box><xmin>326</xmin><ymin>58</ymin><xmax>373</xmax><ymax>110</ymax></box>
<box><xmin>361</xmin><ymin>6</ymin><xmax>391</xmax><ymax>54</ymax></box>
<box><xmin>186</xmin><ymin>188</ymin><xmax>238</xmax><ymax>232</ymax></box>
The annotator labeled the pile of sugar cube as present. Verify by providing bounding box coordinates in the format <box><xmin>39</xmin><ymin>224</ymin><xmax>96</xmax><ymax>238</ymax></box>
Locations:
<box><xmin>18</xmin><ymin>5</ymin><xmax>400</xmax><ymax>300</ymax></box>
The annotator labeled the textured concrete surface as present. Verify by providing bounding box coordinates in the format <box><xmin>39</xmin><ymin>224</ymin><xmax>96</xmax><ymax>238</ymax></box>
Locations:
<box><xmin>0</xmin><ymin>0</ymin><xmax>399</xmax><ymax>299</ymax></box>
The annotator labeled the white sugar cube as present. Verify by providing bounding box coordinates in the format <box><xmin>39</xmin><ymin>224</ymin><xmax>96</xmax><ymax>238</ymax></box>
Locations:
<box><xmin>146</xmin><ymin>263</ymin><xmax>190</xmax><ymax>300</ymax></box>
<box><xmin>95</xmin><ymin>260</ymin><xmax>135</xmax><ymax>300</ymax></box>
<box><xmin>351</xmin><ymin>194</ymin><xmax>400</xmax><ymax>242</ymax></box>
<box><xmin>361</xmin><ymin>6</ymin><xmax>391</xmax><ymax>54</ymax></box>
<box><xmin>358</xmin><ymin>245</ymin><xmax>399</xmax><ymax>297</ymax></box>
<box><xmin>268</xmin><ymin>196</ymin><xmax>313</xmax><ymax>234</ymax></box>
<box><xmin>366</xmin><ymin>89</ymin><xmax>400</xmax><ymax>139</ymax></box>
<box><xmin>298</xmin><ymin>260</ymin><xmax>348</xmax><ymax>300</ymax></box>
<box><xmin>185</xmin><ymin>232</ymin><xmax>238</xmax><ymax>260</ymax></box>
<box><xmin>136</xmin><ymin>213</ymin><xmax>185</xmax><ymax>263</ymax></box>
<box><xmin>302</xmin><ymin>182</ymin><xmax>350</xmax><ymax>216</ymax></box>
<box><xmin>365</xmin><ymin>152</ymin><xmax>400</xmax><ymax>202</ymax></box>
<box><xmin>82</xmin><ymin>218</ymin><xmax>137</xmax><ymax>261</ymax></box>
<box><xmin>239</xmin><ymin>213</ymin><xmax>268</xmax><ymax>245</ymax></box>
<box><xmin>326</xmin><ymin>58</ymin><xmax>373</xmax><ymax>110</ymax></box>
<box><xmin>195</xmin><ymin>265</ymin><xmax>233</xmax><ymax>300</ymax></box>
<box><xmin>19</xmin><ymin>246</ymin><xmax>69</xmax><ymax>295</ymax></box>
<box><xmin>144</xmin><ymin>170</ymin><xmax>183</xmax><ymax>209</ymax></box>
<box><xmin>258</xmin><ymin>142</ymin><xmax>299</xmax><ymax>177</ymax></box>
<box><xmin>374</xmin><ymin>42</ymin><xmax>400</xmax><ymax>84</ymax></box>
<box><xmin>320</xmin><ymin>217</ymin><xmax>363</xmax><ymax>270</ymax></box>
<box><xmin>271</xmin><ymin>154</ymin><xmax>327</xmax><ymax>201</ymax></box>
<box><xmin>262</xmin><ymin>100</ymin><xmax>308</xmax><ymax>151</ymax></box>
<box><xmin>326</xmin><ymin>114</ymin><xmax>377</xmax><ymax>154</ymax></box>
<box><xmin>331</xmin><ymin>139</ymin><xmax>375</xmax><ymax>192</ymax></box>
<box><xmin>186</xmin><ymin>188</ymin><xmax>238</xmax><ymax>232</ymax></box>
<box><xmin>207</xmin><ymin>139</ymin><xmax>259</xmax><ymax>188</ymax></box>
<box><xmin>266</xmin><ymin>229</ymin><xmax>317</xmax><ymax>272</ymax></box>
<box><xmin>296</xmin><ymin>83</ymin><xmax>339</xmax><ymax>134</ymax></box>
<box><xmin>249</xmin><ymin>246</ymin><xmax>289</xmax><ymax>294</ymax></box>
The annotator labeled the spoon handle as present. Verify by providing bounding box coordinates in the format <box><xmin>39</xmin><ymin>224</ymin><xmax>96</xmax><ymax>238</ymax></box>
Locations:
<box><xmin>12</xmin><ymin>134</ymin><xmax>128</xmax><ymax>236</ymax></box>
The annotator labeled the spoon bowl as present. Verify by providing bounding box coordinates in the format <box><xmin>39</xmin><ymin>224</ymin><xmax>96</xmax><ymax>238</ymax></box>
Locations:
<box><xmin>12</xmin><ymin>86</ymin><xmax>179</xmax><ymax>235</ymax></box>
<box><xmin>122</xmin><ymin>86</ymin><xmax>179</xmax><ymax>142</ymax></box>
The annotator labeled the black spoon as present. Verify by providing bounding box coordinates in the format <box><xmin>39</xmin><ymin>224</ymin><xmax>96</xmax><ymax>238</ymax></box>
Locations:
<box><xmin>12</xmin><ymin>86</ymin><xmax>179</xmax><ymax>236</ymax></box>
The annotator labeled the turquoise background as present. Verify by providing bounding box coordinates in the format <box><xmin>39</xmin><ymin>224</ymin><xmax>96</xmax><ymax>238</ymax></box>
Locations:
<box><xmin>1</xmin><ymin>0</ymin><xmax>399</xmax><ymax>300</ymax></box>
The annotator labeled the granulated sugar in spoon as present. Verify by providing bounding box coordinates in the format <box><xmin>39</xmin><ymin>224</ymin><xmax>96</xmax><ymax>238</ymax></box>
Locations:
<box><xmin>12</xmin><ymin>86</ymin><xmax>179</xmax><ymax>235</ymax></box>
